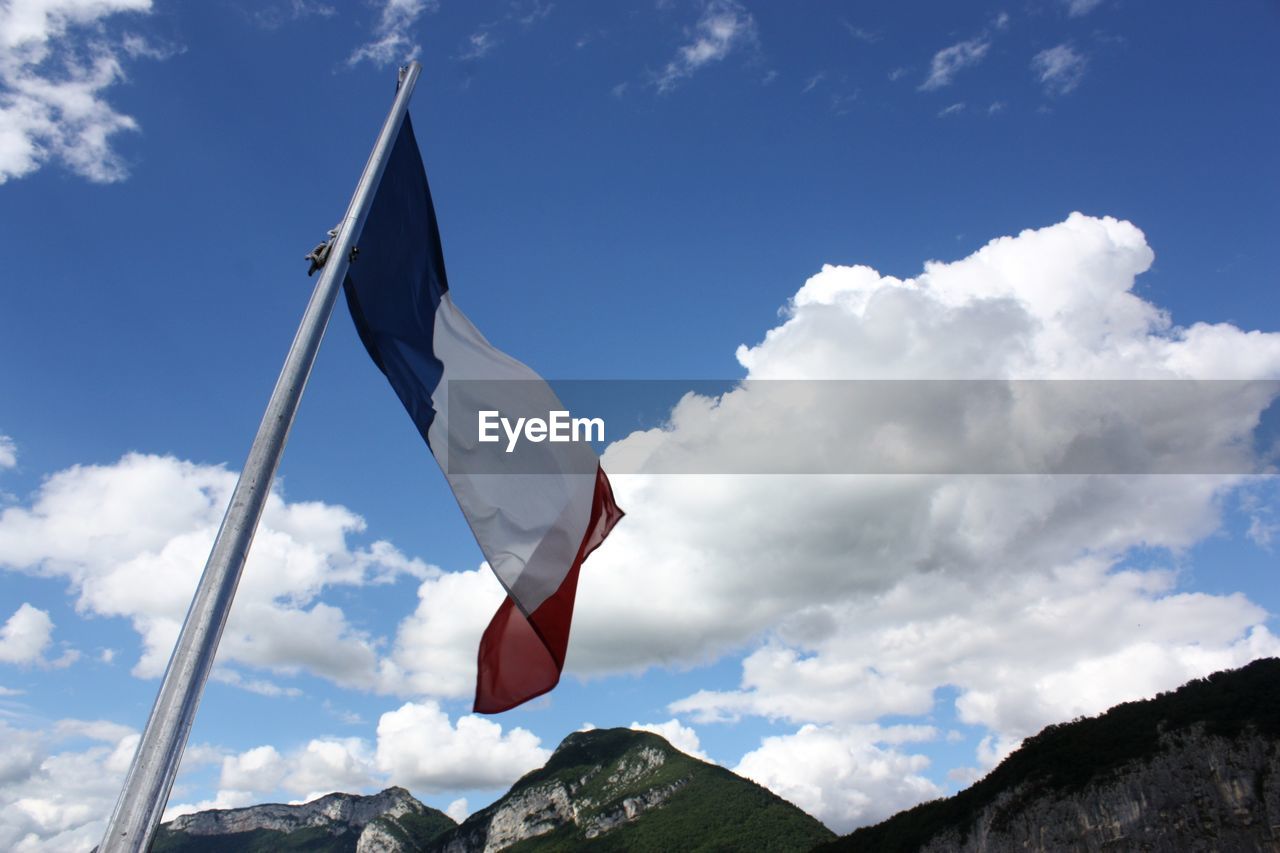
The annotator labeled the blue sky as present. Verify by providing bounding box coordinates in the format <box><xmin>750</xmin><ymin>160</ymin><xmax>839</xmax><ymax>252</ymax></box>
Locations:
<box><xmin>2</xmin><ymin>0</ymin><xmax>1279</xmax><ymax>848</ymax></box>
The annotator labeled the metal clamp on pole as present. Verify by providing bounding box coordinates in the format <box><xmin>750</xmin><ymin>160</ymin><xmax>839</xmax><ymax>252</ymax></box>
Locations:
<box><xmin>98</xmin><ymin>60</ymin><xmax>422</xmax><ymax>853</ymax></box>
<box><xmin>304</xmin><ymin>225</ymin><xmax>341</xmax><ymax>276</ymax></box>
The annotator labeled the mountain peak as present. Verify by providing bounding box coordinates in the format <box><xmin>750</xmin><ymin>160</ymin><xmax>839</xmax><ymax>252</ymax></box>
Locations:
<box><xmin>154</xmin><ymin>786</ymin><xmax>456</xmax><ymax>852</ymax></box>
<box><xmin>435</xmin><ymin>727</ymin><xmax>833</xmax><ymax>852</ymax></box>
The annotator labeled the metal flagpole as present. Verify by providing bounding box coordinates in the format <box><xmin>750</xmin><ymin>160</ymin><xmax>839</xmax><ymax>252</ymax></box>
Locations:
<box><xmin>99</xmin><ymin>61</ymin><xmax>422</xmax><ymax>853</ymax></box>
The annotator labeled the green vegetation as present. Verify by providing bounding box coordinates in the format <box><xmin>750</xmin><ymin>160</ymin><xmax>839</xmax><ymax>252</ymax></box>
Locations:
<box><xmin>372</xmin><ymin>808</ymin><xmax>457</xmax><ymax>849</ymax></box>
<box><xmin>151</xmin><ymin>825</ymin><xmax>356</xmax><ymax>852</ymax></box>
<box><xmin>437</xmin><ymin>728</ymin><xmax>835</xmax><ymax>853</ymax></box>
<box><xmin>815</xmin><ymin>657</ymin><xmax>1280</xmax><ymax>853</ymax></box>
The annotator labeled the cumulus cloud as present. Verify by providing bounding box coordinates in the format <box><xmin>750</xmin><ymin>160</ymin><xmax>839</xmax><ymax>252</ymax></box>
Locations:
<box><xmin>919</xmin><ymin>36</ymin><xmax>989</xmax><ymax>90</ymax></box>
<box><xmin>629</xmin><ymin>719</ymin><xmax>710</xmax><ymax>762</ymax></box>
<box><xmin>445</xmin><ymin>797</ymin><xmax>469</xmax><ymax>822</ymax></box>
<box><xmin>655</xmin><ymin>0</ymin><xmax>757</xmax><ymax>93</ymax></box>
<box><xmin>0</xmin><ymin>718</ymin><xmax>138</xmax><ymax>851</ymax></box>
<box><xmin>734</xmin><ymin>724</ymin><xmax>941</xmax><ymax>833</ymax></box>
<box><xmin>164</xmin><ymin>736</ymin><xmax>379</xmax><ymax>818</ymax></box>
<box><xmin>348</xmin><ymin>0</ymin><xmax>436</xmax><ymax>67</ymax></box>
<box><xmin>0</xmin><ymin>436</ymin><xmax>15</xmax><ymax>469</ymax></box>
<box><xmin>573</xmin><ymin>215</ymin><xmax>1280</xmax><ymax>680</ymax></box>
<box><xmin>0</xmin><ymin>603</ymin><xmax>74</xmax><ymax>667</ymax></box>
<box><xmin>671</xmin><ymin>559</ymin><xmax>1280</xmax><ymax>736</ymax></box>
<box><xmin>1032</xmin><ymin>44</ymin><xmax>1087</xmax><ymax>95</ymax></box>
<box><xmin>0</xmin><ymin>0</ymin><xmax>168</xmax><ymax>184</ymax></box>
<box><xmin>376</xmin><ymin>700</ymin><xmax>549</xmax><ymax>792</ymax></box>
<box><xmin>0</xmin><ymin>453</ymin><xmax>434</xmax><ymax>691</ymax></box>
<box><xmin>545</xmin><ymin>213</ymin><xmax>1280</xmax><ymax>829</ymax></box>
<box><xmin>161</xmin><ymin>704</ymin><xmax>545</xmax><ymax>820</ymax></box>
<box><xmin>376</xmin><ymin>567</ymin><xmax>506</xmax><ymax>699</ymax></box>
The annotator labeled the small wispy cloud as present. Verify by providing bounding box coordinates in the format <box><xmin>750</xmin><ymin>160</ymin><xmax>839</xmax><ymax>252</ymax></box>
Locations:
<box><xmin>452</xmin><ymin>2</ymin><xmax>554</xmax><ymax>64</ymax></box>
<box><xmin>1064</xmin><ymin>0</ymin><xmax>1104</xmax><ymax>16</ymax></box>
<box><xmin>888</xmin><ymin>66</ymin><xmax>909</xmax><ymax>82</ymax></box>
<box><xmin>348</xmin><ymin>0</ymin><xmax>437</xmax><ymax>67</ymax></box>
<box><xmin>919</xmin><ymin>37</ymin><xmax>990</xmax><ymax>90</ymax></box>
<box><xmin>459</xmin><ymin>30</ymin><xmax>497</xmax><ymax>61</ymax></box>
<box><xmin>938</xmin><ymin>101</ymin><xmax>966</xmax><ymax>117</ymax></box>
<box><xmin>1032</xmin><ymin>43</ymin><xmax>1087</xmax><ymax>95</ymax></box>
<box><xmin>988</xmin><ymin>100</ymin><xmax>1006</xmax><ymax>115</ymax></box>
<box><xmin>829</xmin><ymin>91</ymin><xmax>858</xmax><ymax>115</ymax></box>
<box><xmin>251</xmin><ymin>0</ymin><xmax>336</xmax><ymax>31</ymax></box>
<box><xmin>611</xmin><ymin>81</ymin><xmax>628</xmax><ymax>98</ymax></box>
<box><xmin>0</xmin><ymin>436</ymin><xmax>14</xmax><ymax>470</ymax></box>
<box><xmin>655</xmin><ymin>0</ymin><xmax>758</xmax><ymax>93</ymax></box>
<box><xmin>511</xmin><ymin>0</ymin><xmax>554</xmax><ymax>26</ymax></box>
<box><xmin>801</xmin><ymin>72</ymin><xmax>825</xmax><ymax>94</ymax></box>
<box><xmin>841</xmin><ymin>21</ymin><xmax>879</xmax><ymax>43</ymax></box>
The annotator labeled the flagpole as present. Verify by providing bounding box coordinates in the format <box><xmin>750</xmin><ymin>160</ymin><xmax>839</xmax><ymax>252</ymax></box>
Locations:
<box><xmin>99</xmin><ymin>61</ymin><xmax>422</xmax><ymax>853</ymax></box>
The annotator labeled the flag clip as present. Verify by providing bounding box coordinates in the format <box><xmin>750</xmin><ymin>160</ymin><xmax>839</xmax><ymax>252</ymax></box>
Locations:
<box><xmin>304</xmin><ymin>225</ymin><xmax>341</xmax><ymax>276</ymax></box>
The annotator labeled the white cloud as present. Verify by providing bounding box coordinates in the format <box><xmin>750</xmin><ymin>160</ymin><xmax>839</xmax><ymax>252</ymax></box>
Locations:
<box><xmin>0</xmin><ymin>604</ymin><xmax>52</xmax><ymax>666</ymax></box>
<box><xmin>629</xmin><ymin>719</ymin><xmax>710</xmax><ymax>762</ymax></box>
<box><xmin>938</xmin><ymin>101</ymin><xmax>965</xmax><ymax>117</ymax></box>
<box><xmin>218</xmin><ymin>744</ymin><xmax>286</xmax><ymax>793</ymax></box>
<box><xmin>156</xmin><ymin>703</ymin><xmax>548</xmax><ymax>821</ymax></box>
<box><xmin>163</xmin><ymin>789</ymin><xmax>255</xmax><ymax>821</ymax></box>
<box><xmin>0</xmin><ymin>453</ymin><xmax>434</xmax><ymax>691</ymax></box>
<box><xmin>671</xmin><ymin>560</ymin><xmax>1280</xmax><ymax>739</ymax></box>
<box><xmin>543</xmin><ymin>212</ymin><xmax>1280</xmax><ymax>829</ymax></box>
<box><xmin>0</xmin><ymin>436</ymin><xmax>15</xmax><ymax>469</ymax></box>
<box><xmin>0</xmin><ymin>717</ymin><xmax>138</xmax><ymax>852</ymax></box>
<box><xmin>656</xmin><ymin>0</ymin><xmax>757</xmax><ymax>93</ymax></box>
<box><xmin>285</xmin><ymin>738</ymin><xmax>379</xmax><ymax>801</ymax></box>
<box><xmin>348</xmin><ymin>0</ymin><xmax>436</xmax><ymax>67</ymax></box>
<box><xmin>734</xmin><ymin>724</ymin><xmax>941</xmax><ymax>833</ymax></box>
<box><xmin>445</xmin><ymin>797</ymin><xmax>469</xmax><ymax>822</ymax></box>
<box><xmin>0</xmin><ymin>0</ymin><xmax>165</xmax><ymax>184</ymax></box>
<box><xmin>572</xmin><ymin>214</ymin><xmax>1280</xmax><ymax>683</ymax></box>
<box><xmin>1064</xmin><ymin>0</ymin><xmax>1104</xmax><ymax>16</ymax></box>
<box><xmin>459</xmin><ymin>30</ymin><xmax>496</xmax><ymax>61</ymax></box>
<box><xmin>919</xmin><ymin>37</ymin><xmax>989</xmax><ymax>90</ymax></box>
<box><xmin>376</xmin><ymin>567</ymin><xmax>505</xmax><ymax>699</ymax></box>
<box><xmin>375</xmin><ymin>700</ymin><xmax>549</xmax><ymax>792</ymax></box>
<box><xmin>1032</xmin><ymin>44</ymin><xmax>1087</xmax><ymax>95</ymax></box>
<box><xmin>0</xmin><ymin>604</ymin><xmax>75</xmax><ymax>668</ymax></box>
<box><xmin>168</xmin><ymin>736</ymin><xmax>379</xmax><ymax>818</ymax></box>
<box><xmin>251</xmin><ymin>1</ymin><xmax>336</xmax><ymax>31</ymax></box>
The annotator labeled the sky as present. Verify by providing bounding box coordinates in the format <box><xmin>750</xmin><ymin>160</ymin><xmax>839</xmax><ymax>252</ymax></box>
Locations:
<box><xmin>1</xmin><ymin>0</ymin><xmax>1279</xmax><ymax>848</ymax></box>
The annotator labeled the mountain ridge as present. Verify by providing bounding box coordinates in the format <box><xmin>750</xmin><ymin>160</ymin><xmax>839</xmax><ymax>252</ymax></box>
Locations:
<box><xmin>818</xmin><ymin>656</ymin><xmax>1280</xmax><ymax>852</ymax></box>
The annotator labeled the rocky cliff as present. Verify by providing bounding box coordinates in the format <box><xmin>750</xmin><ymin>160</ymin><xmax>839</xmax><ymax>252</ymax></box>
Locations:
<box><xmin>429</xmin><ymin>727</ymin><xmax>834</xmax><ymax>852</ymax></box>
<box><xmin>820</xmin><ymin>657</ymin><xmax>1280</xmax><ymax>852</ymax></box>
<box><xmin>150</xmin><ymin>729</ymin><xmax>831</xmax><ymax>853</ymax></box>
<box><xmin>152</xmin><ymin>786</ymin><xmax>456</xmax><ymax>852</ymax></box>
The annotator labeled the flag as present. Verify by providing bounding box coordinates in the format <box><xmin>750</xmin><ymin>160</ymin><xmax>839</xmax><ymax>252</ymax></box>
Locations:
<box><xmin>342</xmin><ymin>114</ymin><xmax>623</xmax><ymax>713</ymax></box>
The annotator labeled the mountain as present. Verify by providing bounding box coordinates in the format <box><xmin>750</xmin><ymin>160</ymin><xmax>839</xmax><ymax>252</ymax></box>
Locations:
<box><xmin>816</xmin><ymin>657</ymin><xmax>1280</xmax><ymax>853</ymax></box>
<box><xmin>430</xmin><ymin>727</ymin><xmax>834</xmax><ymax>852</ymax></box>
<box><xmin>151</xmin><ymin>786</ymin><xmax>456</xmax><ymax>852</ymax></box>
<box><xmin>149</xmin><ymin>728</ymin><xmax>832</xmax><ymax>852</ymax></box>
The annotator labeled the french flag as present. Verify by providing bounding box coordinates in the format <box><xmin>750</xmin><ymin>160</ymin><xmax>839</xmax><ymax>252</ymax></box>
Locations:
<box><xmin>342</xmin><ymin>114</ymin><xmax>623</xmax><ymax>713</ymax></box>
